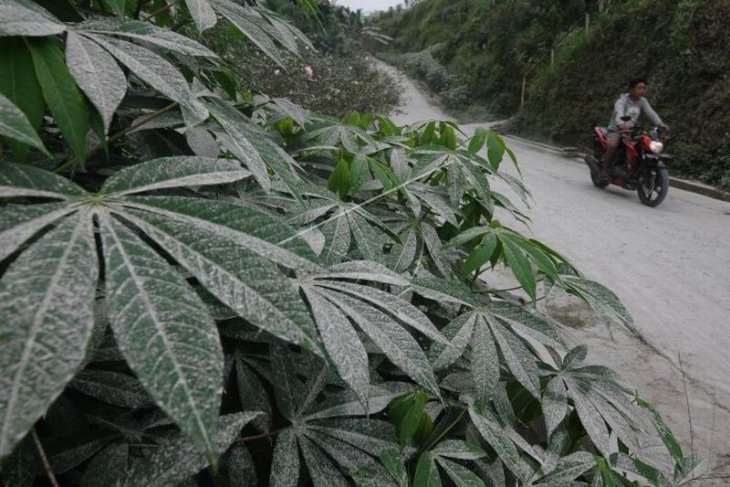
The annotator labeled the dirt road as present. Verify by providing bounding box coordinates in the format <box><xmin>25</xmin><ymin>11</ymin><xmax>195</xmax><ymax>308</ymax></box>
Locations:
<box><xmin>380</xmin><ymin>61</ymin><xmax>730</xmax><ymax>477</ymax></box>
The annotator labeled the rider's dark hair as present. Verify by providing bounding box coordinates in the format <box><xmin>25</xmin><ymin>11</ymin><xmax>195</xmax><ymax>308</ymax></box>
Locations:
<box><xmin>628</xmin><ymin>77</ymin><xmax>649</xmax><ymax>89</ymax></box>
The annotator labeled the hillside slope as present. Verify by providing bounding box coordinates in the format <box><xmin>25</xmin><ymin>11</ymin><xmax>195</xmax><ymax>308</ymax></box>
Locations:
<box><xmin>374</xmin><ymin>0</ymin><xmax>730</xmax><ymax>190</ymax></box>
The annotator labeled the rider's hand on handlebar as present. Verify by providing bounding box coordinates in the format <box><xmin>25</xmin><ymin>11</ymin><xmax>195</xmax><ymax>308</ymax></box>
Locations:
<box><xmin>661</xmin><ymin>123</ymin><xmax>670</xmax><ymax>131</ymax></box>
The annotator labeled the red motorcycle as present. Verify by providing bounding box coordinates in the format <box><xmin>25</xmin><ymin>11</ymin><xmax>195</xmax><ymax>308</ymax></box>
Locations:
<box><xmin>584</xmin><ymin>117</ymin><xmax>672</xmax><ymax>207</ymax></box>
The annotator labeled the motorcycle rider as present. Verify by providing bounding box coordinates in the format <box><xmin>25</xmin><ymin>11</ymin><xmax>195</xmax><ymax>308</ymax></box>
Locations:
<box><xmin>601</xmin><ymin>77</ymin><xmax>669</xmax><ymax>183</ymax></box>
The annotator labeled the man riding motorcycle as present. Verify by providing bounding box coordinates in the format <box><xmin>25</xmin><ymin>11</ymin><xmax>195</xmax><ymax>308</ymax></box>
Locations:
<box><xmin>601</xmin><ymin>77</ymin><xmax>669</xmax><ymax>183</ymax></box>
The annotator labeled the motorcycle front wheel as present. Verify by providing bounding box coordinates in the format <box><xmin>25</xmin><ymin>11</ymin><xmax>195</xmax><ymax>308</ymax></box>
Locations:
<box><xmin>637</xmin><ymin>167</ymin><xmax>669</xmax><ymax>207</ymax></box>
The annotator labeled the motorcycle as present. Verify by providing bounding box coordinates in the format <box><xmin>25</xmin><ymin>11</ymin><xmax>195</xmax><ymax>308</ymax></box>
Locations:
<box><xmin>584</xmin><ymin>116</ymin><xmax>672</xmax><ymax>207</ymax></box>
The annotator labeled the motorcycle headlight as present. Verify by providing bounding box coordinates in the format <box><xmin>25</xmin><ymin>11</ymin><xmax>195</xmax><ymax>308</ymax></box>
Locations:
<box><xmin>649</xmin><ymin>141</ymin><xmax>664</xmax><ymax>153</ymax></box>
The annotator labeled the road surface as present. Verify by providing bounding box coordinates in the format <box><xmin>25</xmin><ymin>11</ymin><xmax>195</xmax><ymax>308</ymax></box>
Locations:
<box><xmin>379</xmin><ymin>61</ymin><xmax>730</xmax><ymax>474</ymax></box>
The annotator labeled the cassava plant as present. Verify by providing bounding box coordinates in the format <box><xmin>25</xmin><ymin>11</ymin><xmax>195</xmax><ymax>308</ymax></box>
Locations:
<box><xmin>0</xmin><ymin>0</ymin><xmax>705</xmax><ymax>485</ymax></box>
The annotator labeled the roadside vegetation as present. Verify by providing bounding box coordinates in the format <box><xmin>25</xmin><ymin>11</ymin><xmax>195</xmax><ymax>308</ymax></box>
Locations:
<box><xmin>0</xmin><ymin>0</ymin><xmax>706</xmax><ymax>485</ymax></box>
<box><xmin>374</xmin><ymin>0</ymin><xmax>730</xmax><ymax>190</ymax></box>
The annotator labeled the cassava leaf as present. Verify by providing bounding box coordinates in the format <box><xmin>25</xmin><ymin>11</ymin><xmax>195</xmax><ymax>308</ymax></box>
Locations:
<box><xmin>28</xmin><ymin>37</ymin><xmax>89</xmax><ymax>162</ymax></box>
<box><xmin>270</xmin><ymin>428</ymin><xmax>299</xmax><ymax>487</ymax></box>
<box><xmin>65</xmin><ymin>32</ymin><xmax>126</xmax><ymax>134</ymax></box>
<box><xmin>0</xmin><ymin>212</ymin><xmax>97</xmax><ymax>459</ymax></box>
<box><xmin>469</xmin><ymin>407</ymin><xmax>531</xmax><ymax>483</ymax></box>
<box><xmin>100</xmin><ymin>213</ymin><xmax>223</xmax><ymax>463</ymax></box>
<box><xmin>0</xmin><ymin>38</ymin><xmax>45</xmax><ymax>161</ymax></box>
<box><xmin>437</xmin><ymin>458</ymin><xmax>488</xmax><ymax>487</ymax></box>
<box><xmin>117</xmin><ymin>412</ymin><xmax>260</xmax><ymax>486</ymax></box>
<box><xmin>414</xmin><ymin>452</ymin><xmax>442</xmax><ymax>487</ymax></box>
<box><xmin>85</xmin><ymin>34</ymin><xmax>207</xmax><ymax>126</ymax></box>
<box><xmin>184</xmin><ymin>0</ymin><xmax>218</xmax><ymax>33</ymax></box>
<box><xmin>471</xmin><ymin>316</ymin><xmax>500</xmax><ymax>407</ymax></box>
<box><xmin>0</xmin><ymin>92</ymin><xmax>48</xmax><ymax>154</ymax></box>
<box><xmin>303</xmin><ymin>286</ymin><xmax>370</xmax><ymax>403</ymax></box>
<box><xmin>0</xmin><ymin>0</ymin><xmax>65</xmax><ymax>37</ymax></box>
<box><xmin>0</xmin><ymin>161</ymin><xmax>86</xmax><ymax>199</ymax></box>
<box><xmin>323</xmin><ymin>291</ymin><xmax>439</xmax><ymax>398</ymax></box>
<box><xmin>101</xmin><ymin>156</ymin><xmax>249</xmax><ymax>195</ymax></box>
<box><xmin>79</xmin><ymin>19</ymin><xmax>217</xmax><ymax>58</ymax></box>
<box><xmin>214</xmin><ymin>0</ymin><xmax>285</xmax><ymax>67</ymax></box>
<box><xmin>536</xmin><ymin>452</ymin><xmax>595</xmax><ymax>486</ymax></box>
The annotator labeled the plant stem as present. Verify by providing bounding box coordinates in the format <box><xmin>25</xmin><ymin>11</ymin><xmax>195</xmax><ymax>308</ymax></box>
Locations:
<box><xmin>31</xmin><ymin>428</ymin><xmax>60</xmax><ymax>487</ymax></box>
<box><xmin>142</xmin><ymin>0</ymin><xmax>180</xmax><ymax>22</ymax></box>
<box><xmin>235</xmin><ymin>428</ymin><xmax>282</xmax><ymax>444</ymax></box>
<box><xmin>55</xmin><ymin>102</ymin><xmax>178</xmax><ymax>174</ymax></box>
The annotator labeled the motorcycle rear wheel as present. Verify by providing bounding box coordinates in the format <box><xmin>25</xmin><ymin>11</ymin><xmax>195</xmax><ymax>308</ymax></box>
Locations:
<box><xmin>638</xmin><ymin>168</ymin><xmax>669</xmax><ymax>207</ymax></box>
<box><xmin>586</xmin><ymin>156</ymin><xmax>608</xmax><ymax>188</ymax></box>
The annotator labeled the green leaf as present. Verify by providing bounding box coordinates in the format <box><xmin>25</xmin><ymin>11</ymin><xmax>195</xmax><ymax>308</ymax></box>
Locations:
<box><xmin>468</xmin><ymin>127</ymin><xmax>488</xmax><ymax>155</ymax></box>
<box><xmin>636</xmin><ymin>398</ymin><xmax>683</xmax><ymax>466</ymax></box>
<box><xmin>380</xmin><ymin>448</ymin><xmax>408</xmax><ymax>486</ymax></box>
<box><xmin>501</xmin><ymin>238</ymin><xmax>536</xmax><ymax>301</ymax></box>
<box><xmin>414</xmin><ymin>452</ymin><xmax>441</xmax><ymax>487</ymax></box>
<box><xmin>463</xmin><ymin>232</ymin><xmax>498</xmax><ymax>274</ymax></box>
<box><xmin>65</xmin><ymin>32</ymin><xmax>126</xmax><ymax>134</ymax></box>
<box><xmin>437</xmin><ymin>458</ymin><xmax>488</xmax><ymax>487</ymax></box>
<box><xmin>0</xmin><ymin>38</ymin><xmax>44</xmax><ymax>161</ymax></box>
<box><xmin>100</xmin><ymin>213</ymin><xmax>223</xmax><ymax>463</ymax></box>
<box><xmin>328</xmin><ymin>158</ymin><xmax>351</xmax><ymax>199</ymax></box>
<box><xmin>0</xmin><ymin>92</ymin><xmax>48</xmax><ymax>155</ymax></box>
<box><xmin>486</xmin><ymin>132</ymin><xmax>505</xmax><ymax>170</ymax></box>
<box><xmin>270</xmin><ymin>428</ymin><xmax>299</xmax><ymax>487</ymax></box>
<box><xmin>0</xmin><ymin>212</ymin><xmax>97</xmax><ymax>459</ymax></box>
<box><xmin>117</xmin><ymin>412</ymin><xmax>260</xmax><ymax>487</ymax></box>
<box><xmin>303</xmin><ymin>286</ymin><xmax>369</xmax><ymax>402</ymax></box>
<box><xmin>101</xmin><ymin>156</ymin><xmax>249</xmax><ymax>196</ymax></box>
<box><xmin>28</xmin><ymin>37</ymin><xmax>89</xmax><ymax>162</ymax></box>
<box><xmin>184</xmin><ymin>0</ymin><xmax>218</xmax><ymax>32</ymax></box>
<box><xmin>101</xmin><ymin>0</ymin><xmax>125</xmax><ymax>16</ymax></box>
<box><xmin>0</xmin><ymin>0</ymin><xmax>66</xmax><ymax>37</ymax></box>
<box><xmin>399</xmin><ymin>391</ymin><xmax>427</xmax><ymax>444</ymax></box>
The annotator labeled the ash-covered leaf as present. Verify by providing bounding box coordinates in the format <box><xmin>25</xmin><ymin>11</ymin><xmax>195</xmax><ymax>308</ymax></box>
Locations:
<box><xmin>100</xmin><ymin>214</ymin><xmax>223</xmax><ymax>463</ymax></box>
<box><xmin>0</xmin><ymin>0</ymin><xmax>65</xmax><ymax>37</ymax></box>
<box><xmin>117</xmin><ymin>412</ymin><xmax>260</xmax><ymax>487</ymax></box>
<box><xmin>65</xmin><ymin>33</ymin><xmax>126</xmax><ymax>134</ymax></box>
<box><xmin>69</xmin><ymin>370</ymin><xmax>152</xmax><ymax>409</ymax></box>
<box><xmin>0</xmin><ymin>212</ymin><xmax>97</xmax><ymax>459</ymax></box>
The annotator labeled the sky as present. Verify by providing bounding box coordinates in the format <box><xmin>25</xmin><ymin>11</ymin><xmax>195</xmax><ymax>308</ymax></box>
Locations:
<box><xmin>335</xmin><ymin>0</ymin><xmax>403</xmax><ymax>14</ymax></box>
